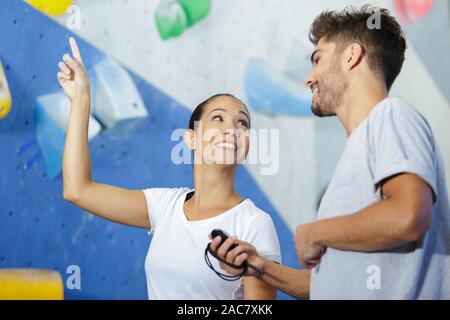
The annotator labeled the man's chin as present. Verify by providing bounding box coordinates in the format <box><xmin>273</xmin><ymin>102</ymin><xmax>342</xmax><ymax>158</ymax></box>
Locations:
<box><xmin>311</xmin><ymin>104</ymin><xmax>325</xmax><ymax>117</ymax></box>
<box><xmin>311</xmin><ymin>104</ymin><xmax>335</xmax><ymax>118</ymax></box>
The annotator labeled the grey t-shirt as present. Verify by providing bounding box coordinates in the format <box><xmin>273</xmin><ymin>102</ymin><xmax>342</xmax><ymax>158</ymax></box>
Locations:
<box><xmin>310</xmin><ymin>97</ymin><xmax>450</xmax><ymax>299</ymax></box>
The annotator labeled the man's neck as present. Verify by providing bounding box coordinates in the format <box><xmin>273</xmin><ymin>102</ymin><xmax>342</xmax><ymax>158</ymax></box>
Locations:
<box><xmin>336</xmin><ymin>81</ymin><xmax>388</xmax><ymax>136</ymax></box>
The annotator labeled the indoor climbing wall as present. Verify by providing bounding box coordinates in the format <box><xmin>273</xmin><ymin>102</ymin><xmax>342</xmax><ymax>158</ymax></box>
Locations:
<box><xmin>1</xmin><ymin>0</ymin><xmax>449</xmax><ymax>299</ymax></box>
<box><xmin>0</xmin><ymin>0</ymin><xmax>296</xmax><ymax>300</ymax></box>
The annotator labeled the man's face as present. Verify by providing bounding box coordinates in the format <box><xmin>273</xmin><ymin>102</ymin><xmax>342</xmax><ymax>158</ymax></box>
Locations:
<box><xmin>304</xmin><ymin>38</ymin><xmax>348</xmax><ymax>117</ymax></box>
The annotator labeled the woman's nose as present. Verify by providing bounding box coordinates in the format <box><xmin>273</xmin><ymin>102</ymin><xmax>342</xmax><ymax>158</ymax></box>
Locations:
<box><xmin>224</xmin><ymin>128</ymin><xmax>235</xmax><ymax>136</ymax></box>
<box><xmin>227</xmin><ymin>128</ymin><xmax>245</xmax><ymax>139</ymax></box>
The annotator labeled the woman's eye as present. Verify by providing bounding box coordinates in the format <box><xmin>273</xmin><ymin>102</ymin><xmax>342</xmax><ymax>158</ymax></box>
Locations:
<box><xmin>212</xmin><ymin>115</ymin><xmax>223</xmax><ymax>121</ymax></box>
<box><xmin>314</xmin><ymin>57</ymin><xmax>320</xmax><ymax>65</ymax></box>
<box><xmin>238</xmin><ymin>120</ymin><xmax>249</xmax><ymax>128</ymax></box>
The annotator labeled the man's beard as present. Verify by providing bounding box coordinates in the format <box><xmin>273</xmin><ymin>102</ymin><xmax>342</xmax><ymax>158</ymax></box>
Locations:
<box><xmin>311</xmin><ymin>62</ymin><xmax>347</xmax><ymax>117</ymax></box>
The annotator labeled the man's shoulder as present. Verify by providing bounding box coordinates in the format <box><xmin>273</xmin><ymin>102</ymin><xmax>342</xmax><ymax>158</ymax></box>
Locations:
<box><xmin>374</xmin><ymin>97</ymin><xmax>424</xmax><ymax>118</ymax></box>
<box><xmin>369</xmin><ymin>97</ymin><xmax>432</xmax><ymax>132</ymax></box>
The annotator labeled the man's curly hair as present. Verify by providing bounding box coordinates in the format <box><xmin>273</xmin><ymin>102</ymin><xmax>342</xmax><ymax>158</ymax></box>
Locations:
<box><xmin>309</xmin><ymin>5</ymin><xmax>407</xmax><ymax>91</ymax></box>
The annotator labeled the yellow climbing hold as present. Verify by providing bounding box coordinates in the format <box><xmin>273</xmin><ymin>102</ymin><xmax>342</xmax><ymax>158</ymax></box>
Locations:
<box><xmin>28</xmin><ymin>0</ymin><xmax>74</xmax><ymax>16</ymax></box>
<box><xmin>0</xmin><ymin>269</ymin><xmax>64</xmax><ymax>300</ymax></box>
<box><xmin>0</xmin><ymin>60</ymin><xmax>12</xmax><ymax>120</ymax></box>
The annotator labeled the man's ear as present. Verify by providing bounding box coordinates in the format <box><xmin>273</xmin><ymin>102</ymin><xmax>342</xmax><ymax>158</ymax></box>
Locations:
<box><xmin>345</xmin><ymin>43</ymin><xmax>364</xmax><ymax>70</ymax></box>
<box><xmin>184</xmin><ymin>129</ymin><xmax>195</xmax><ymax>151</ymax></box>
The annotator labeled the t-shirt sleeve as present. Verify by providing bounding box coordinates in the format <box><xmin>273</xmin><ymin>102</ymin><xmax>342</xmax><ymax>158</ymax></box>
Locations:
<box><xmin>244</xmin><ymin>213</ymin><xmax>282</xmax><ymax>264</ymax></box>
<box><xmin>142</xmin><ymin>188</ymin><xmax>186</xmax><ymax>234</ymax></box>
<box><xmin>370</xmin><ymin>101</ymin><xmax>438</xmax><ymax>201</ymax></box>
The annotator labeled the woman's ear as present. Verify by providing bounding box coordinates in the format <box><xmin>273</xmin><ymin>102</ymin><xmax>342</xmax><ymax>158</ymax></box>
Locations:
<box><xmin>184</xmin><ymin>129</ymin><xmax>195</xmax><ymax>151</ymax></box>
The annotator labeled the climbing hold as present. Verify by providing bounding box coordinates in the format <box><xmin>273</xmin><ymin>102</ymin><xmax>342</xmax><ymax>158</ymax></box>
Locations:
<box><xmin>0</xmin><ymin>269</ymin><xmax>63</xmax><ymax>300</ymax></box>
<box><xmin>91</xmin><ymin>57</ymin><xmax>148</xmax><ymax>129</ymax></box>
<box><xmin>178</xmin><ymin>0</ymin><xmax>211</xmax><ymax>27</ymax></box>
<box><xmin>155</xmin><ymin>0</ymin><xmax>187</xmax><ymax>40</ymax></box>
<box><xmin>28</xmin><ymin>0</ymin><xmax>73</xmax><ymax>16</ymax></box>
<box><xmin>155</xmin><ymin>0</ymin><xmax>211</xmax><ymax>40</ymax></box>
<box><xmin>0</xmin><ymin>59</ymin><xmax>12</xmax><ymax>120</ymax></box>
<box><xmin>394</xmin><ymin>0</ymin><xmax>434</xmax><ymax>24</ymax></box>
<box><xmin>34</xmin><ymin>92</ymin><xmax>101</xmax><ymax>180</ymax></box>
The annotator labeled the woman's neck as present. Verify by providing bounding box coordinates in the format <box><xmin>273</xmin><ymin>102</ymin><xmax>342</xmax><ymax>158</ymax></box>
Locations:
<box><xmin>185</xmin><ymin>164</ymin><xmax>243</xmax><ymax>220</ymax></box>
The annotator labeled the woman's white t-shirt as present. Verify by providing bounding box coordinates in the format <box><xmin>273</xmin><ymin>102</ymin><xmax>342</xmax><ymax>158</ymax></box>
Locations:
<box><xmin>142</xmin><ymin>187</ymin><xmax>281</xmax><ymax>300</ymax></box>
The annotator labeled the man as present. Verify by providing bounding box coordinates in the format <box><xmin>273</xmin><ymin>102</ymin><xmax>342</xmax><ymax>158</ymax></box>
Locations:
<box><xmin>210</xmin><ymin>5</ymin><xmax>450</xmax><ymax>299</ymax></box>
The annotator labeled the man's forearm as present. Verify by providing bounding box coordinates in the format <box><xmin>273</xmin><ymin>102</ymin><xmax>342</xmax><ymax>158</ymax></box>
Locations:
<box><xmin>259</xmin><ymin>257</ymin><xmax>310</xmax><ymax>299</ymax></box>
<box><xmin>311</xmin><ymin>198</ymin><xmax>418</xmax><ymax>252</ymax></box>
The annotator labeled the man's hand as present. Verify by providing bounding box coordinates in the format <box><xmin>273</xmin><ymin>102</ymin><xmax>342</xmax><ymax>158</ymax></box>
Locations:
<box><xmin>294</xmin><ymin>223</ymin><xmax>326</xmax><ymax>269</ymax></box>
<box><xmin>209</xmin><ymin>234</ymin><xmax>313</xmax><ymax>299</ymax></box>
<box><xmin>209</xmin><ymin>234</ymin><xmax>265</xmax><ymax>277</ymax></box>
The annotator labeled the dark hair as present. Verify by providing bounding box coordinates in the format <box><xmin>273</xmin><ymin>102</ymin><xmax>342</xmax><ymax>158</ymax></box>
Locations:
<box><xmin>309</xmin><ymin>5</ymin><xmax>407</xmax><ymax>91</ymax></box>
<box><xmin>188</xmin><ymin>93</ymin><xmax>250</xmax><ymax>130</ymax></box>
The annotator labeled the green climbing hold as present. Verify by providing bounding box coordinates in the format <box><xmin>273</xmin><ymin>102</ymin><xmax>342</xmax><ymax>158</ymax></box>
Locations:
<box><xmin>155</xmin><ymin>0</ymin><xmax>211</xmax><ymax>40</ymax></box>
<box><xmin>155</xmin><ymin>0</ymin><xmax>187</xmax><ymax>40</ymax></box>
<box><xmin>178</xmin><ymin>0</ymin><xmax>211</xmax><ymax>27</ymax></box>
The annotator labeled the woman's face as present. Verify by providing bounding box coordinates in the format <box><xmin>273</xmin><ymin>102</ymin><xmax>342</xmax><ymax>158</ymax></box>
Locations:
<box><xmin>190</xmin><ymin>95</ymin><xmax>250</xmax><ymax>166</ymax></box>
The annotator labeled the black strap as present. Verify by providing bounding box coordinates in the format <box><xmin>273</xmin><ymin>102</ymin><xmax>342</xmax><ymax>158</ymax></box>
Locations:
<box><xmin>204</xmin><ymin>243</ymin><xmax>246</xmax><ymax>281</ymax></box>
<box><xmin>185</xmin><ymin>191</ymin><xmax>195</xmax><ymax>201</ymax></box>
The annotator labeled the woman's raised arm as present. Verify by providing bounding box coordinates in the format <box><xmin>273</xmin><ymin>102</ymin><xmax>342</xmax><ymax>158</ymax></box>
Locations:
<box><xmin>58</xmin><ymin>37</ymin><xmax>150</xmax><ymax>229</ymax></box>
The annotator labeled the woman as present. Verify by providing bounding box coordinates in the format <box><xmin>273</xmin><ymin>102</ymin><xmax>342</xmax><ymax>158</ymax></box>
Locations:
<box><xmin>57</xmin><ymin>37</ymin><xmax>281</xmax><ymax>299</ymax></box>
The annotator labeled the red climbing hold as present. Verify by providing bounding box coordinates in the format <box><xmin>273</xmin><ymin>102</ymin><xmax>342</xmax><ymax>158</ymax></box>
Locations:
<box><xmin>394</xmin><ymin>0</ymin><xmax>434</xmax><ymax>24</ymax></box>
